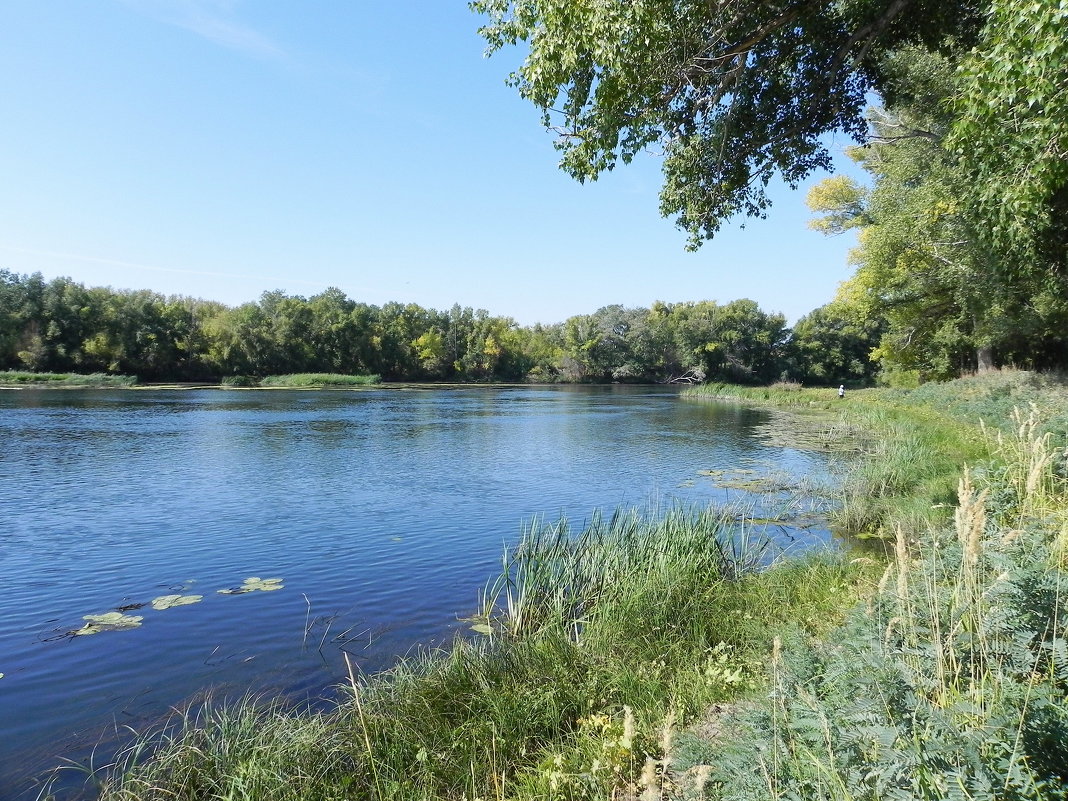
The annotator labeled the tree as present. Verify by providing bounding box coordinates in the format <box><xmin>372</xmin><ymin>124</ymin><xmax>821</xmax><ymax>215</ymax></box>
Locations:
<box><xmin>668</xmin><ymin>299</ymin><xmax>788</xmax><ymax>383</ymax></box>
<box><xmin>952</xmin><ymin>0</ymin><xmax>1068</xmax><ymax>272</ymax></box>
<box><xmin>0</xmin><ymin>269</ymin><xmax>30</xmax><ymax>369</ymax></box>
<box><xmin>787</xmin><ymin>301</ymin><xmax>884</xmax><ymax>385</ymax></box>
<box><xmin>473</xmin><ymin>0</ymin><xmax>984</xmax><ymax>247</ymax></box>
<box><xmin>808</xmin><ymin>47</ymin><xmax>1068</xmax><ymax>380</ymax></box>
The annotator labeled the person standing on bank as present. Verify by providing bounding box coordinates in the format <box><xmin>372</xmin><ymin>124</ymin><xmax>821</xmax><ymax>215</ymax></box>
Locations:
<box><xmin>838</xmin><ymin>384</ymin><xmax>845</xmax><ymax>399</ymax></box>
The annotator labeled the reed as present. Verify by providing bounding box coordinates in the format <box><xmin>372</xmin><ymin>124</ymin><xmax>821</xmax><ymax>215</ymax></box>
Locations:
<box><xmin>257</xmin><ymin>373</ymin><xmax>381</xmax><ymax>387</ymax></box>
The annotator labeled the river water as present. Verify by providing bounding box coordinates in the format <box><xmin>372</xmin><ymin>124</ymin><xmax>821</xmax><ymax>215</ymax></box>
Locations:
<box><xmin>0</xmin><ymin>386</ymin><xmax>834</xmax><ymax>799</ymax></box>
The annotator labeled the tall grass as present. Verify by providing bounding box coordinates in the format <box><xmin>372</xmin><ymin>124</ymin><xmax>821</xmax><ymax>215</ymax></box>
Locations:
<box><xmin>257</xmin><ymin>373</ymin><xmax>381</xmax><ymax>387</ymax></box>
<box><xmin>686</xmin><ymin>381</ymin><xmax>844</xmax><ymax>408</ymax></box>
<box><xmin>683</xmin><ymin>405</ymin><xmax>1068</xmax><ymax>801</ymax></box>
<box><xmin>80</xmin><ymin>508</ymin><xmax>867</xmax><ymax>801</ymax></box>
<box><xmin>0</xmin><ymin>370</ymin><xmax>137</xmax><ymax>386</ymax></box>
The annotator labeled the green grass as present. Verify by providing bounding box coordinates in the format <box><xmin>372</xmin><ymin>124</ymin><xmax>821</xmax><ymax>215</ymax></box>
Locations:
<box><xmin>689</xmin><ymin>403</ymin><xmax>1068</xmax><ymax>801</ymax></box>
<box><xmin>256</xmin><ymin>373</ymin><xmax>382</xmax><ymax>387</ymax></box>
<box><xmin>0</xmin><ymin>370</ymin><xmax>137</xmax><ymax>386</ymax></box>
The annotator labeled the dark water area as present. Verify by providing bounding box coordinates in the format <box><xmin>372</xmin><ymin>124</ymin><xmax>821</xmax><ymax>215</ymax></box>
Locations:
<box><xmin>0</xmin><ymin>386</ymin><xmax>834</xmax><ymax>799</ymax></box>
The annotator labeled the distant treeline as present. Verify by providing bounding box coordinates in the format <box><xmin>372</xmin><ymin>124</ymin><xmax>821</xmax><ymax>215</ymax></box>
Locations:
<box><xmin>0</xmin><ymin>269</ymin><xmax>883</xmax><ymax>385</ymax></box>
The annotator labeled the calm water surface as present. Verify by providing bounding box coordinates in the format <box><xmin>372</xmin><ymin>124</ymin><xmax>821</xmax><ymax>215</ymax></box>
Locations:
<box><xmin>0</xmin><ymin>386</ymin><xmax>834</xmax><ymax>798</ymax></box>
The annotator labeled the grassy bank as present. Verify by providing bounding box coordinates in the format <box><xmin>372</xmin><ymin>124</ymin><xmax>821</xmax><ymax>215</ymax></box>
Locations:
<box><xmin>691</xmin><ymin>402</ymin><xmax>1068</xmax><ymax>800</ymax></box>
<box><xmin>0</xmin><ymin>371</ymin><xmax>137</xmax><ymax>387</ymax></box>
<box><xmin>62</xmin><ymin>370</ymin><xmax>1068</xmax><ymax>801</ymax></box>
<box><xmin>685</xmin><ymin>380</ymin><xmax>989</xmax><ymax>539</ymax></box>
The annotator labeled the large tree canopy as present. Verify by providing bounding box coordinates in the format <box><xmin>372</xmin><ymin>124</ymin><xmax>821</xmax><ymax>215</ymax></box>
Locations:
<box><xmin>952</xmin><ymin>0</ymin><xmax>1068</xmax><ymax>273</ymax></box>
<box><xmin>473</xmin><ymin>0</ymin><xmax>984</xmax><ymax>247</ymax></box>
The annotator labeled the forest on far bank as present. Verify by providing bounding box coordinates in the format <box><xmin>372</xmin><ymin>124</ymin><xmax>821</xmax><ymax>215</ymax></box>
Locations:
<box><xmin>2</xmin><ymin>263</ymin><xmax>1067</xmax><ymax>387</ymax></box>
<box><xmin>0</xmin><ymin>268</ymin><xmax>887</xmax><ymax>386</ymax></box>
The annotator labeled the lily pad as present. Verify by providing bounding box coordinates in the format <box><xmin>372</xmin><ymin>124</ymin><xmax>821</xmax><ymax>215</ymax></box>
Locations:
<box><xmin>470</xmin><ymin>623</ymin><xmax>494</xmax><ymax>635</ymax></box>
<box><xmin>73</xmin><ymin>612</ymin><xmax>143</xmax><ymax>635</ymax></box>
<box><xmin>218</xmin><ymin>576</ymin><xmax>284</xmax><ymax>595</ymax></box>
<box><xmin>151</xmin><ymin>594</ymin><xmax>204</xmax><ymax>610</ymax></box>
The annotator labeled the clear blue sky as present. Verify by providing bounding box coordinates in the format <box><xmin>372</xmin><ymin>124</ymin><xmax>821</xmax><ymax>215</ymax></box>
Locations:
<box><xmin>0</xmin><ymin>1</ymin><xmax>862</xmax><ymax>326</ymax></box>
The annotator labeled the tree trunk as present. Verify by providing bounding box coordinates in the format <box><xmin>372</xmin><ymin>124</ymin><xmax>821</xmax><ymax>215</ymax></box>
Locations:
<box><xmin>976</xmin><ymin>344</ymin><xmax>995</xmax><ymax>372</ymax></box>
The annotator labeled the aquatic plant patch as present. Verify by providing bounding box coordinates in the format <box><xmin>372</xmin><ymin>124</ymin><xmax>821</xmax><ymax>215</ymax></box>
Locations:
<box><xmin>217</xmin><ymin>577</ymin><xmax>284</xmax><ymax>594</ymax></box>
<box><xmin>71</xmin><ymin>612</ymin><xmax>144</xmax><ymax>636</ymax></box>
<box><xmin>0</xmin><ymin>371</ymin><xmax>137</xmax><ymax>386</ymax></box>
<box><xmin>150</xmin><ymin>594</ymin><xmax>204</xmax><ymax>610</ymax></box>
<box><xmin>258</xmin><ymin>373</ymin><xmax>381</xmax><ymax>387</ymax></box>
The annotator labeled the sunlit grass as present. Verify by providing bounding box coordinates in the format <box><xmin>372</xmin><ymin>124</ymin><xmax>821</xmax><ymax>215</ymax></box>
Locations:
<box><xmin>694</xmin><ymin>403</ymin><xmax>1068</xmax><ymax>801</ymax></box>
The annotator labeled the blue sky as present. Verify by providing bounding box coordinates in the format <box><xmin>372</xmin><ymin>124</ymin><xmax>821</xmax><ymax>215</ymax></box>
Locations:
<box><xmin>0</xmin><ymin>1</ymin><xmax>862</xmax><ymax>325</ymax></box>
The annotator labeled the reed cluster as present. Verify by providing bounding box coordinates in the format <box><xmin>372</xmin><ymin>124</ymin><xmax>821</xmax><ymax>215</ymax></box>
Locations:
<box><xmin>693</xmin><ymin>404</ymin><xmax>1068</xmax><ymax>800</ymax></box>
<box><xmin>255</xmin><ymin>373</ymin><xmax>382</xmax><ymax>387</ymax></box>
<box><xmin>0</xmin><ymin>370</ymin><xmax>137</xmax><ymax>386</ymax></box>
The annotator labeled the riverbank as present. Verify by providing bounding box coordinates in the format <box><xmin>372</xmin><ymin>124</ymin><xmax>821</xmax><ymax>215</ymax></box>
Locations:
<box><xmin>0</xmin><ymin>371</ymin><xmax>383</xmax><ymax>389</ymax></box>
<box><xmin>54</xmin><ymin>370</ymin><xmax>1068</xmax><ymax>801</ymax></box>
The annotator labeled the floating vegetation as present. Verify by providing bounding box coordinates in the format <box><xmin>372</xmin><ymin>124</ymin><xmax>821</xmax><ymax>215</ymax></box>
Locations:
<box><xmin>150</xmin><ymin>594</ymin><xmax>204</xmax><ymax>610</ymax></box>
<box><xmin>752</xmin><ymin>410</ymin><xmax>869</xmax><ymax>453</ymax></box>
<box><xmin>698</xmin><ymin>468</ymin><xmax>800</xmax><ymax>493</ymax></box>
<box><xmin>218</xmin><ymin>577</ymin><xmax>284</xmax><ymax>595</ymax></box>
<box><xmin>72</xmin><ymin>612</ymin><xmax>144</xmax><ymax>636</ymax></box>
<box><xmin>460</xmin><ymin>613</ymin><xmax>496</xmax><ymax>636</ymax></box>
<box><xmin>258</xmin><ymin>373</ymin><xmax>381</xmax><ymax>388</ymax></box>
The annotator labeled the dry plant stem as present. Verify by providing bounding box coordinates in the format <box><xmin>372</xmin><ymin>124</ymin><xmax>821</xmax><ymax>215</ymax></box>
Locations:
<box><xmin>345</xmin><ymin>652</ymin><xmax>383</xmax><ymax>801</ymax></box>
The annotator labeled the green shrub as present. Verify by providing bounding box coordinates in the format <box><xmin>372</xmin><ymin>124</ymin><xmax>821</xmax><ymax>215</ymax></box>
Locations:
<box><xmin>220</xmin><ymin>374</ymin><xmax>259</xmax><ymax>387</ymax></box>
